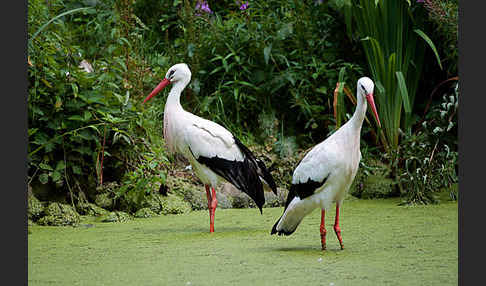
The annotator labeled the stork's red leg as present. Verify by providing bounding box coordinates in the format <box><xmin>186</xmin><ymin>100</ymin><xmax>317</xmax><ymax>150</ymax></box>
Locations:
<box><xmin>205</xmin><ymin>185</ymin><xmax>218</xmax><ymax>233</ymax></box>
<box><xmin>205</xmin><ymin>185</ymin><xmax>214</xmax><ymax>233</ymax></box>
<box><xmin>320</xmin><ymin>210</ymin><xmax>327</xmax><ymax>250</ymax></box>
<box><xmin>209</xmin><ymin>187</ymin><xmax>218</xmax><ymax>232</ymax></box>
<box><xmin>334</xmin><ymin>203</ymin><xmax>344</xmax><ymax>250</ymax></box>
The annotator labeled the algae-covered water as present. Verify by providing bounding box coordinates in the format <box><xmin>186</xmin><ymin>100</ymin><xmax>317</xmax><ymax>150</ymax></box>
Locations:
<box><xmin>28</xmin><ymin>198</ymin><xmax>457</xmax><ymax>286</ymax></box>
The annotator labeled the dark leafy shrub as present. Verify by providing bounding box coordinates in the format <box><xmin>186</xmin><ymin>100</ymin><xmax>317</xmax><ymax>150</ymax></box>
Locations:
<box><xmin>351</xmin><ymin>150</ymin><xmax>395</xmax><ymax>199</ymax></box>
<box><xmin>420</xmin><ymin>0</ymin><xmax>458</xmax><ymax>76</ymax></box>
<box><xmin>137</xmin><ymin>0</ymin><xmax>364</xmax><ymax>147</ymax></box>
<box><xmin>28</xmin><ymin>0</ymin><xmax>169</xmax><ymax>210</ymax></box>
<box><xmin>399</xmin><ymin>83</ymin><xmax>458</xmax><ymax>205</ymax></box>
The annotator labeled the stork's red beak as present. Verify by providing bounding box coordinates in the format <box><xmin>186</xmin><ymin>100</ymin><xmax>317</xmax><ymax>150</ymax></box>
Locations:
<box><xmin>366</xmin><ymin>93</ymin><xmax>381</xmax><ymax>128</ymax></box>
<box><xmin>143</xmin><ymin>78</ymin><xmax>171</xmax><ymax>103</ymax></box>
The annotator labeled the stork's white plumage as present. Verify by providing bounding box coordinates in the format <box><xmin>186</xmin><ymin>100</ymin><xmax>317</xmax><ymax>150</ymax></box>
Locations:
<box><xmin>271</xmin><ymin>77</ymin><xmax>381</xmax><ymax>250</ymax></box>
<box><xmin>143</xmin><ymin>63</ymin><xmax>277</xmax><ymax>233</ymax></box>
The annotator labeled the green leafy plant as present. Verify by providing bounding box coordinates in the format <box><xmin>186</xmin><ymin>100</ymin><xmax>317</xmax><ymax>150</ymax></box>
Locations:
<box><xmin>421</xmin><ymin>0</ymin><xmax>458</xmax><ymax>76</ymax></box>
<box><xmin>340</xmin><ymin>0</ymin><xmax>443</xmax><ymax>186</ymax></box>
<box><xmin>141</xmin><ymin>0</ymin><xmax>365</xmax><ymax>147</ymax></box>
<box><xmin>28</xmin><ymin>0</ymin><xmax>167</xmax><ymax>207</ymax></box>
<box><xmin>399</xmin><ymin>83</ymin><xmax>458</xmax><ymax>204</ymax></box>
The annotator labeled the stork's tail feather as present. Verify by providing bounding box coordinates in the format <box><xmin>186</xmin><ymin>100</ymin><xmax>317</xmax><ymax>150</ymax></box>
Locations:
<box><xmin>196</xmin><ymin>154</ymin><xmax>265</xmax><ymax>212</ymax></box>
<box><xmin>233</xmin><ymin>138</ymin><xmax>278</xmax><ymax>195</ymax></box>
<box><xmin>255</xmin><ymin>158</ymin><xmax>278</xmax><ymax>196</ymax></box>
<box><xmin>233</xmin><ymin>137</ymin><xmax>278</xmax><ymax>194</ymax></box>
<box><xmin>193</xmin><ymin>137</ymin><xmax>278</xmax><ymax>213</ymax></box>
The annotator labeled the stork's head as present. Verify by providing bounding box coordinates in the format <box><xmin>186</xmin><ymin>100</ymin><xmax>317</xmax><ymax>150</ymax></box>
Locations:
<box><xmin>143</xmin><ymin>63</ymin><xmax>192</xmax><ymax>103</ymax></box>
<box><xmin>357</xmin><ymin>77</ymin><xmax>381</xmax><ymax>127</ymax></box>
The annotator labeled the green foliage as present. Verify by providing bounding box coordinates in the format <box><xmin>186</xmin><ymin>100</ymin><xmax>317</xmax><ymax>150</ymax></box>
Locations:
<box><xmin>28</xmin><ymin>194</ymin><xmax>45</xmax><ymax>221</ymax></box>
<box><xmin>27</xmin><ymin>0</ymin><xmax>457</xmax><ymax>211</ymax></box>
<box><xmin>28</xmin><ymin>0</ymin><xmax>168</xmax><ymax>207</ymax></box>
<box><xmin>98</xmin><ymin>211</ymin><xmax>131</xmax><ymax>223</ymax></box>
<box><xmin>136</xmin><ymin>0</ymin><xmax>364</xmax><ymax>145</ymax></box>
<box><xmin>37</xmin><ymin>202</ymin><xmax>81</xmax><ymax>226</ymax></box>
<box><xmin>160</xmin><ymin>194</ymin><xmax>192</xmax><ymax>215</ymax></box>
<box><xmin>341</xmin><ymin>0</ymin><xmax>442</xmax><ymax>163</ymax></box>
<box><xmin>399</xmin><ymin>83</ymin><xmax>458</xmax><ymax>205</ymax></box>
<box><xmin>421</xmin><ymin>0</ymin><xmax>458</xmax><ymax>76</ymax></box>
<box><xmin>134</xmin><ymin>207</ymin><xmax>158</xmax><ymax>218</ymax></box>
<box><xmin>351</xmin><ymin>149</ymin><xmax>395</xmax><ymax>199</ymax></box>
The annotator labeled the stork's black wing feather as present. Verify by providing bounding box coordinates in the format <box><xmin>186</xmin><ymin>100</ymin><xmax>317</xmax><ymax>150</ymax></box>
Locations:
<box><xmin>271</xmin><ymin>176</ymin><xmax>328</xmax><ymax>235</ymax></box>
<box><xmin>233</xmin><ymin>137</ymin><xmax>278</xmax><ymax>195</ymax></box>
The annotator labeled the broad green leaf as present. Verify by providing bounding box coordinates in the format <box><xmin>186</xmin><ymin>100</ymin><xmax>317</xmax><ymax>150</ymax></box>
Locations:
<box><xmin>68</xmin><ymin>115</ymin><xmax>84</xmax><ymax>121</ymax></box>
<box><xmin>338</xmin><ymin>66</ymin><xmax>346</xmax><ymax>83</ymax></box>
<box><xmin>316</xmin><ymin>87</ymin><xmax>328</xmax><ymax>94</ymax></box>
<box><xmin>414</xmin><ymin>29</ymin><xmax>443</xmax><ymax>70</ymax></box>
<box><xmin>88</xmin><ymin>125</ymin><xmax>101</xmax><ymax>134</ymax></box>
<box><xmin>72</xmin><ymin>165</ymin><xmax>82</xmax><ymax>175</ymax></box>
<box><xmin>52</xmin><ymin>171</ymin><xmax>62</xmax><ymax>182</ymax></box>
<box><xmin>264</xmin><ymin>45</ymin><xmax>272</xmax><ymax>65</ymax></box>
<box><xmin>39</xmin><ymin>173</ymin><xmax>49</xmax><ymax>184</ymax></box>
<box><xmin>28</xmin><ymin>128</ymin><xmax>39</xmax><ymax>137</ymax></box>
<box><xmin>375</xmin><ymin>81</ymin><xmax>385</xmax><ymax>95</ymax></box>
<box><xmin>71</xmin><ymin>83</ymin><xmax>78</xmax><ymax>97</ymax></box>
<box><xmin>396</xmin><ymin>71</ymin><xmax>411</xmax><ymax>113</ymax></box>
<box><xmin>84</xmin><ymin>111</ymin><xmax>92</xmax><ymax>121</ymax></box>
<box><xmin>238</xmin><ymin>81</ymin><xmax>259</xmax><ymax>90</ymax></box>
<box><xmin>39</xmin><ymin>163</ymin><xmax>53</xmax><ymax>171</ymax></box>
<box><xmin>55</xmin><ymin>161</ymin><xmax>65</xmax><ymax>171</ymax></box>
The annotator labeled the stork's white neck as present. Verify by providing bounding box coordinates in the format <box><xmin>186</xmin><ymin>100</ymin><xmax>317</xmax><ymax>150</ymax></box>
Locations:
<box><xmin>349</xmin><ymin>90</ymin><xmax>367</xmax><ymax>131</ymax></box>
<box><xmin>163</xmin><ymin>78</ymin><xmax>190</xmax><ymax>155</ymax></box>
<box><xmin>165</xmin><ymin>78</ymin><xmax>190</xmax><ymax>110</ymax></box>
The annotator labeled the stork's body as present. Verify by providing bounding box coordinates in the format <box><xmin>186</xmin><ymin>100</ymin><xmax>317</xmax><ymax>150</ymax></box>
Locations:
<box><xmin>144</xmin><ymin>63</ymin><xmax>277</xmax><ymax>233</ymax></box>
<box><xmin>271</xmin><ymin>77</ymin><xmax>381</xmax><ymax>250</ymax></box>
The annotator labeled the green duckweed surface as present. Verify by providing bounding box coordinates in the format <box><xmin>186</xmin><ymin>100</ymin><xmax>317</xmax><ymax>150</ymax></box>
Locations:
<box><xmin>28</xmin><ymin>198</ymin><xmax>457</xmax><ymax>286</ymax></box>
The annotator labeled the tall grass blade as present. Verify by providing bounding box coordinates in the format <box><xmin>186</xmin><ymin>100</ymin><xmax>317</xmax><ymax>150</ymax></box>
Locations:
<box><xmin>30</xmin><ymin>7</ymin><xmax>93</xmax><ymax>43</ymax></box>
<box><xmin>396</xmin><ymin>71</ymin><xmax>411</xmax><ymax>114</ymax></box>
<box><xmin>414</xmin><ymin>29</ymin><xmax>443</xmax><ymax>70</ymax></box>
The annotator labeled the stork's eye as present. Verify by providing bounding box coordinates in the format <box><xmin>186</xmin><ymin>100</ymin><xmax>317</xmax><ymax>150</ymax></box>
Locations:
<box><xmin>168</xmin><ymin>70</ymin><xmax>175</xmax><ymax>79</ymax></box>
<box><xmin>360</xmin><ymin>84</ymin><xmax>366</xmax><ymax>93</ymax></box>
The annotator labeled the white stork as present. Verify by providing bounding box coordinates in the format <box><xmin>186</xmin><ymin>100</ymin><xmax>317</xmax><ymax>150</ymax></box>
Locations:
<box><xmin>143</xmin><ymin>63</ymin><xmax>277</xmax><ymax>233</ymax></box>
<box><xmin>271</xmin><ymin>77</ymin><xmax>381</xmax><ymax>250</ymax></box>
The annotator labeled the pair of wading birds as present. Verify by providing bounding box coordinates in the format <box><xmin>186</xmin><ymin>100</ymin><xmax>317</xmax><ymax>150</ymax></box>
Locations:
<box><xmin>143</xmin><ymin>63</ymin><xmax>381</xmax><ymax>250</ymax></box>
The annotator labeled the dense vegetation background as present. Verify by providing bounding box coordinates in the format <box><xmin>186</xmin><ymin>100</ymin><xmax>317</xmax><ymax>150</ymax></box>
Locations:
<box><xmin>27</xmin><ymin>0</ymin><xmax>458</xmax><ymax>225</ymax></box>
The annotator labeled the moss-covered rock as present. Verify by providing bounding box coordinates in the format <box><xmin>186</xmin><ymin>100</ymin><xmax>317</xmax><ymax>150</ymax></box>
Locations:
<box><xmin>248</xmin><ymin>144</ymin><xmax>306</xmax><ymax>192</ymax></box>
<box><xmin>231</xmin><ymin>193</ymin><xmax>257</xmax><ymax>209</ymax></box>
<box><xmin>160</xmin><ymin>194</ymin><xmax>191</xmax><ymax>215</ymax></box>
<box><xmin>37</xmin><ymin>203</ymin><xmax>80</xmax><ymax>226</ymax></box>
<box><xmin>77</xmin><ymin>202</ymin><xmax>109</xmax><ymax>216</ymax></box>
<box><xmin>99</xmin><ymin>211</ymin><xmax>131</xmax><ymax>223</ymax></box>
<box><xmin>361</xmin><ymin>175</ymin><xmax>394</xmax><ymax>199</ymax></box>
<box><xmin>215</xmin><ymin>192</ymin><xmax>233</xmax><ymax>209</ymax></box>
<box><xmin>134</xmin><ymin>208</ymin><xmax>158</xmax><ymax>218</ymax></box>
<box><xmin>350</xmin><ymin>157</ymin><xmax>394</xmax><ymax>199</ymax></box>
<box><xmin>219</xmin><ymin>183</ymin><xmax>256</xmax><ymax>209</ymax></box>
<box><xmin>94</xmin><ymin>192</ymin><xmax>114</xmax><ymax>210</ymax></box>
<box><xmin>28</xmin><ymin>193</ymin><xmax>44</xmax><ymax>221</ymax></box>
<box><xmin>141</xmin><ymin>193</ymin><xmax>163</xmax><ymax>214</ymax></box>
<box><xmin>263</xmin><ymin>188</ymin><xmax>288</xmax><ymax>208</ymax></box>
<box><xmin>183</xmin><ymin>189</ymin><xmax>208</xmax><ymax>211</ymax></box>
